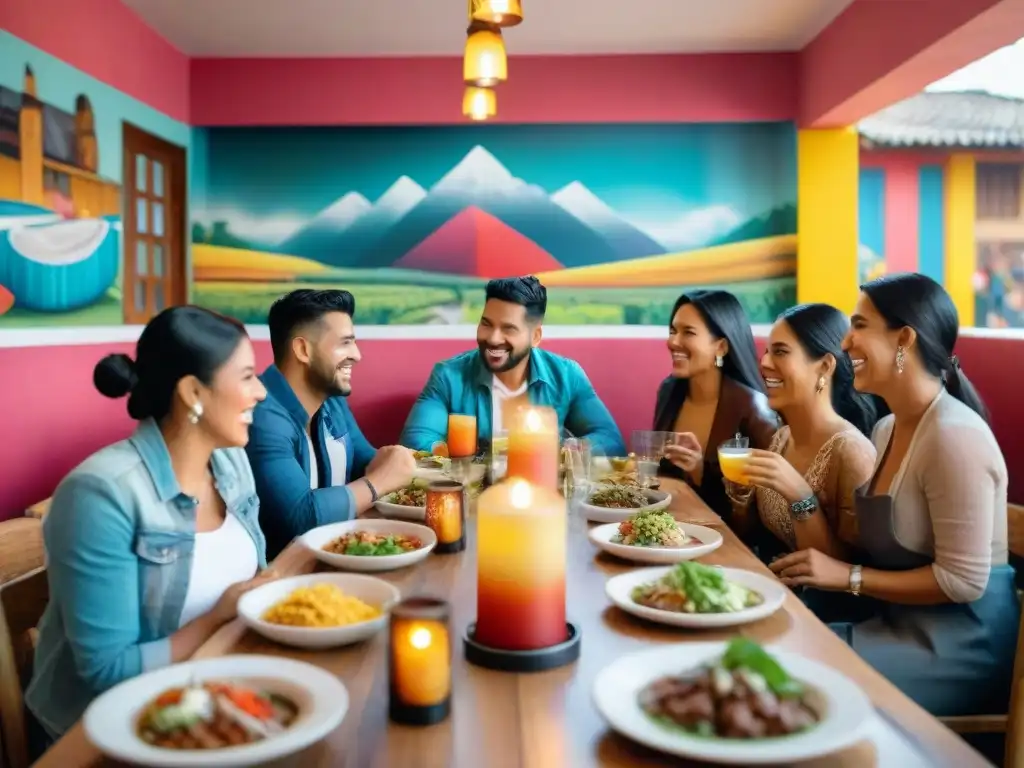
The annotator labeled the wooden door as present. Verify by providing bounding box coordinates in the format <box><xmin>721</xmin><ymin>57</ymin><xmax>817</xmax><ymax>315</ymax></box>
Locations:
<box><xmin>121</xmin><ymin>123</ymin><xmax>187</xmax><ymax>323</ymax></box>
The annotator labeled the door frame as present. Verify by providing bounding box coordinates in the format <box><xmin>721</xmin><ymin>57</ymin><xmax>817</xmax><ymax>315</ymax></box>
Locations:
<box><xmin>120</xmin><ymin>121</ymin><xmax>188</xmax><ymax>323</ymax></box>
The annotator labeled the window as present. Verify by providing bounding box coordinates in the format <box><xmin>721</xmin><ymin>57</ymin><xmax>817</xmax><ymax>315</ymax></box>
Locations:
<box><xmin>0</xmin><ymin>86</ymin><xmax>19</xmax><ymax>159</ymax></box>
<box><xmin>976</xmin><ymin>163</ymin><xmax>1023</xmax><ymax>220</ymax></box>
<box><xmin>42</xmin><ymin>105</ymin><xmax>75</xmax><ymax>165</ymax></box>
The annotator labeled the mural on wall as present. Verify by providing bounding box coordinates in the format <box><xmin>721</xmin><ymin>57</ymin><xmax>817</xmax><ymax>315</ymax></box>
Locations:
<box><xmin>974</xmin><ymin>161</ymin><xmax>1024</xmax><ymax>328</ymax></box>
<box><xmin>192</xmin><ymin>123</ymin><xmax>797</xmax><ymax>325</ymax></box>
<box><xmin>0</xmin><ymin>65</ymin><xmax>122</xmax><ymax>324</ymax></box>
<box><xmin>857</xmin><ymin>167</ymin><xmax>887</xmax><ymax>284</ymax></box>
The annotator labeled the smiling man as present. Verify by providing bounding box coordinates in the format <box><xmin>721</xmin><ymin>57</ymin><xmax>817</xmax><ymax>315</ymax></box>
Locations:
<box><xmin>247</xmin><ymin>289</ymin><xmax>415</xmax><ymax>558</ymax></box>
<box><xmin>400</xmin><ymin>276</ymin><xmax>625</xmax><ymax>456</ymax></box>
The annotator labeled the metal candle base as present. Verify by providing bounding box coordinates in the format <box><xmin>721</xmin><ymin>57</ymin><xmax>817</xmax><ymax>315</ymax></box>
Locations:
<box><xmin>389</xmin><ymin>697</ymin><xmax>451</xmax><ymax>726</ymax></box>
<box><xmin>434</xmin><ymin>539</ymin><xmax>466</xmax><ymax>554</ymax></box>
<box><xmin>463</xmin><ymin>622</ymin><xmax>581</xmax><ymax>673</ymax></box>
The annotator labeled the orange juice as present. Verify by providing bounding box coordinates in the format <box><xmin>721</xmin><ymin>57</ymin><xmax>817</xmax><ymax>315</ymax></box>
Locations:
<box><xmin>447</xmin><ymin>414</ymin><xmax>478</xmax><ymax>458</ymax></box>
<box><xmin>718</xmin><ymin>448</ymin><xmax>751</xmax><ymax>484</ymax></box>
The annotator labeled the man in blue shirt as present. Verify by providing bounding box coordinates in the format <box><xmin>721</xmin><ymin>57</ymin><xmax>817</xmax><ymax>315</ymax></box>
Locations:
<box><xmin>247</xmin><ymin>289</ymin><xmax>415</xmax><ymax>558</ymax></box>
<box><xmin>400</xmin><ymin>276</ymin><xmax>625</xmax><ymax>457</ymax></box>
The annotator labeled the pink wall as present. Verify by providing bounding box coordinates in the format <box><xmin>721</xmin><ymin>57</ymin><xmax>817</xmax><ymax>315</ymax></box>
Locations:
<box><xmin>861</xmin><ymin>152</ymin><xmax>923</xmax><ymax>273</ymax></box>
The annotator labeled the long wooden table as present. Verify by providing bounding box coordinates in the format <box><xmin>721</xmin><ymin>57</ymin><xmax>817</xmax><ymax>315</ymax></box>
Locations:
<box><xmin>36</xmin><ymin>479</ymin><xmax>990</xmax><ymax>767</ymax></box>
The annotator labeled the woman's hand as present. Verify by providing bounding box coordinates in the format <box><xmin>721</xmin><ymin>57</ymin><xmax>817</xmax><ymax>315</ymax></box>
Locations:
<box><xmin>769</xmin><ymin>548</ymin><xmax>851</xmax><ymax>591</ymax></box>
<box><xmin>663</xmin><ymin>432</ymin><xmax>703</xmax><ymax>473</ymax></box>
<box><xmin>743</xmin><ymin>449</ymin><xmax>814</xmax><ymax>503</ymax></box>
<box><xmin>209</xmin><ymin>569</ymin><xmax>280</xmax><ymax>625</ymax></box>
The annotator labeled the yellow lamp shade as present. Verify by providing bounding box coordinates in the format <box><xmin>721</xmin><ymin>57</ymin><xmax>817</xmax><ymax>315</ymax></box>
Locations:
<box><xmin>463</xmin><ymin>87</ymin><xmax>497</xmax><ymax>121</ymax></box>
<box><xmin>470</xmin><ymin>0</ymin><xmax>523</xmax><ymax>27</ymax></box>
<box><xmin>463</xmin><ymin>26</ymin><xmax>507</xmax><ymax>87</ymax></box>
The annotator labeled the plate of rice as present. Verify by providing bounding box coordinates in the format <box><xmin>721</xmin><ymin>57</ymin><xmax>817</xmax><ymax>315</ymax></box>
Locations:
<box><xmin>237</xmin><ymin>573</ymin><xmax>400</xmax><ymax>649</ymax></box>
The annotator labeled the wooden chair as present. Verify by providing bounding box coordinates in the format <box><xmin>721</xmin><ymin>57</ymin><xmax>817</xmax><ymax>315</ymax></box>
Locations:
<box><xmin>0</xmin><ymin>567</ymin><xmax>48</xmax><ymax>768</ymax></box>
<box><xmin>939</xmin><ymin>503</ymin><xmax>1024</xmax><ymax>767</ymax></box>
<box><xmin>0</xmin><ymin>518</ymin><xmax>43</xmax><ymax>587</ymax></box>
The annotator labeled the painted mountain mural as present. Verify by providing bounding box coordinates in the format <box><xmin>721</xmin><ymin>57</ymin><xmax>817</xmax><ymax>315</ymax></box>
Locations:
<box><xmin>190</xmin><ymin>123</ymin><xmax>799</xmax><ymax>325</ymax></box>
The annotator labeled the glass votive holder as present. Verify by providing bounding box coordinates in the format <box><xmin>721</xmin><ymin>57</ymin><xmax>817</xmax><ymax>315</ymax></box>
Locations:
<box><xmin>425</xmin><ymin>480</ymin><xmax>466</xmax><ymax>554</ymax></box>
<box><xmin>389</xmin><ymin>597</ymin><xmax>451</xmax><ymax>726</ymax></box>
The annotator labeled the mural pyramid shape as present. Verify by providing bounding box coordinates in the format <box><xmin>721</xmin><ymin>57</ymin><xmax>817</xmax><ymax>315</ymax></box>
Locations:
<box><xmin>393</xmin><ymin>206</ymin><xmax>563</xmax><ymax>278</ymax></box>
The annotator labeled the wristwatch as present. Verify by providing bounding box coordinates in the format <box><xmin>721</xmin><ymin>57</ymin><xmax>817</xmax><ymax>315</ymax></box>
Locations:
<box><xmin>789</xmin><ymin>495</ymin><xmax>819</xmax><ymax>521</ymax></box>
<box><xmin>848</xmin><ymin>564</ymin><xmax>863</xmax><ymax>596</ymax></box>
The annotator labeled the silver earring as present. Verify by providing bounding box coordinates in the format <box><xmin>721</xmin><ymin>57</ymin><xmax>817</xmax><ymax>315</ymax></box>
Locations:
<box><xmin>715</xmin><ymin>354</ymin><xmax>724</xmax><ymax>368</ymax></box>
<box><xmin>816</xmin><ymin>375</ymin><xmax>826</xmax><ymax>393</ymax></box>
<box><xmin>188</xmin><ymin>402</ymin><xmax>204</xmax><ymax>425</ymax></box>
<box><xmin>895</xmin><ymin>346</ymin><xmax>906</xmax><ymax>374</ymax></box>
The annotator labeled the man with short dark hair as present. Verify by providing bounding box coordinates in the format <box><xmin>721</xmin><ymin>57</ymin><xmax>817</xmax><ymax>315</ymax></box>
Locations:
<box><xmin>400</xmin><ymin>276</ymin><xmax>625</xmax><ymax>456</ymax></box>
<box><xmin>248</xmin><ymin>289</ymin><xmax>415</xmax><ymax>558</ymax></box>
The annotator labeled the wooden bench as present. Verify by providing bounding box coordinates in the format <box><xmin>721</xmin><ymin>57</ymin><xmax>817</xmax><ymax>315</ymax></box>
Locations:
<box><xmin>24</xmin><ymin>499</ymin><xmax>49</xmax><ymax>520</ymax></box>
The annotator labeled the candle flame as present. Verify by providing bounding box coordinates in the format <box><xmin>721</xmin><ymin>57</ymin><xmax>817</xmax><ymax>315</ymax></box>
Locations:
<box><xmin>510</xmin><ymin>479</ymin><xmax>532</xmax><ymax>509</ymax></box>
<box><xmin>410</xmin><ymin>626</ymin><xmax>433</xmax><ymax>649</ymax></box>
<box><xmin>524</xmin><ymin>409</ymin><xmax>542</xmax><ymax>432</ymax></box>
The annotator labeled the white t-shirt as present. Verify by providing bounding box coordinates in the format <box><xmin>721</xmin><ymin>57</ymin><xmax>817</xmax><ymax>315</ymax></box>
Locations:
<box><xmin>178</xmin><ymin>513</ymin><xmax>259</xmax><ymax>627</ymax></box>
<box><xmin>307</xmin><ymin>426</ymin><xmax>349</xmax><ymax>489</ymax></box>
<box><xmin>491</xmin><ymin>375</ymin><xmax>528</xmax><ymax>437</ymax></box>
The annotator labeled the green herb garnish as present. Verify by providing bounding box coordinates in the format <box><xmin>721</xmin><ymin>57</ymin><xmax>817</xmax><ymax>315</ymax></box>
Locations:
<box><xmin>721</xmin><ymin>637</ymin><xmax>804</xmax><ymax>697</ymax></box>
<box><xmin>342</xmin><ymin>536</ymin><xmax>409</xmax><ymax>556</ymax></box>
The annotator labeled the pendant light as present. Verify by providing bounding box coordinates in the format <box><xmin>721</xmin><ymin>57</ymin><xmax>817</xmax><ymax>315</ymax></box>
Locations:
<box><xmin>463</xmin><ymin>86</ymin><xmax>497</xmax><ymax>121</ymax></box>
<box><xmin>463</xmin><ymin>22</ymin><xmax>507</xmax><ymax>87</ymax></box>
<box><xmin>469</xmin><ymin>0</ymin><xmax>523</xmax><ymax>28</ymax></box>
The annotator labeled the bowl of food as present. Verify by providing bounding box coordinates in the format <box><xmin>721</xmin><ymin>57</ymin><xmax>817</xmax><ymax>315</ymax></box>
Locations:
<box><xmin>593</xmin><ymin>638</ymin><xmax>872</xmax><ymax>764</ymax></box>
<box><xmin>237</xmin><ymin>573</ymin><xmax>399</xmax><ymax>649</ymax></box>
<box><xmin>374</xmin><ymin>482</ymin><xmax>428</xmax><ymax>521</ymax></box>
<box><xmin>588</xmin><ymin>509</ymin><xmax>722</xmax><ymax>564</ymax></box>
<box><xmin>300</xmin><ymin>519</ymin><xmax>436</xmax><ymax>572</ymax></box>
<box><xmin>605</xmin><ymin>562</ymin><xmax>786</xmax><ymax>628</ymax></box>
<box><xmin>83</xmin><ymin>655</ymin><xmax>348</xmax><ymax>766</ymax></box>
<box><xmin>580</xmin><ymin>485</ymin><xmax>671</xmax><ymax>524</ymax></box>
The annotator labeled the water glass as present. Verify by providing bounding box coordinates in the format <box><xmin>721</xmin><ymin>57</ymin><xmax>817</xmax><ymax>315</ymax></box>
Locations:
<box><xmin>631</xmin><ymin>430</ymin><xmax>671</xmax><ymax>488</ymax></box>
<box><xmin>562</xmin><ymin>437</ymin><xmax>592</xmax><ymax>504</ymax></box>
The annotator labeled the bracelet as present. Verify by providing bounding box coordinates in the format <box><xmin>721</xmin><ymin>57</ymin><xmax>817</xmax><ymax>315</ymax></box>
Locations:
<box><xmin>789</xmin><ymin>495</ymin><xmax>818</xmax><ymax>521</ymax></box>
<box><xmin>848</xmin><ymin>564</ymin><xmax>863</xmax><ymax>596</ymax></box>
<box><xmin>361</xmin><ymin>476</ymin><xmax>379</xmax><ymax>503</ymax></box>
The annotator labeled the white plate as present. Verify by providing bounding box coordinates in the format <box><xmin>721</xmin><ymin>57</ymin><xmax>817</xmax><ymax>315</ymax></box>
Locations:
<box><xmin>300</xmin><ymin>519</ymin><xmax>436</xmax><ymax>572</ymax></box>
<box><xmin>580</xmin><ymin>489</ymin><xmax>672</xmax><ymax>524</ymax></box>
<box><xmin>238</xmin><ymin>572</ymin><xmax>399</xmax><ymax>649</ymax></box>
<box><xmin>606</xmin><ymin>566</ymin><xmax>786</xmax><ymax>628</ymax></box>
<box><xmin>593</xmin><ymin>643</ymin><xmax>872</xmax><ymax>765</ymax></box>
<box><xmin>84</xmin><ymin>655</ymin><xmax>348</xmax><ymax>767</ymax></box>
<box><xmin>588</xmin><ymin>522</ymin><xmax>723</xmax><ymax>564</ymax></box>
<box><xmin>373</xmin><ymin>497</ymin><xmax>426</xmax><ymax>521</ymax></box>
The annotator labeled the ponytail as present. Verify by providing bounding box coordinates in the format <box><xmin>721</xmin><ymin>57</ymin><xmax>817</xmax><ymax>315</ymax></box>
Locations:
<box><xmin>944</xmin><ymin>356</ymin><xmax>990</xmax><ymax>424</ymax></box>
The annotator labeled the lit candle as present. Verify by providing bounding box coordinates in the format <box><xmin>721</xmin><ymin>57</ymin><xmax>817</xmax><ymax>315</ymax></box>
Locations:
<box><xmin>476</xmin><ymin>479</ymin><xmax>567</xmax><ymax>650</ymax></box>
<box><xmin>389</xmin><ymin>597</ymin><xmax>451</xmax><ymax>726</ymax></box>
<box><xmin>424</xmin><ymin>481</ymin><xmax>466</xmax><ymax>554</ymax></box>
<box><xmin>506</xmin><ymin>406</ymin><xmax>559</xmax><ymax>490</ymax></box>
<box><xmin>447</xmin><ymin>413</ymin><xmax>478</xmax><ymax>459</ymax></box>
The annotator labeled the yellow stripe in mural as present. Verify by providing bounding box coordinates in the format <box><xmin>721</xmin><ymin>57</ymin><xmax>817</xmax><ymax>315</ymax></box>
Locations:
<box><xmin>944</xmin><ymin>154</ymin><xmax>976</xmax><ymax>327</ymax></box>
<box><xmin>796</xmin><ymin>128</ymin><xmax>859</xmax><ymax>313</ymax></box>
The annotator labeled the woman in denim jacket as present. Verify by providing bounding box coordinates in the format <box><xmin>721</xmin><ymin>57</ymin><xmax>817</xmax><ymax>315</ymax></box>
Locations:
<box><xmin>26</xmin><ymin>306</ymin><xmax>277</xmax><ymax>746</ymax></box>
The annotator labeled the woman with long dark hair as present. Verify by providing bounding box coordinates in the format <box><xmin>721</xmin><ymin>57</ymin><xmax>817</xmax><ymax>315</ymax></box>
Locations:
<box><xmin>770</xmin><ymin>274</ymin><xmax>1018</xmax><ymax>717</ymax></box>
<box><xmin>656</xmin><ymin>290</ymin><xmax>778</xmax><ymax>524</ymax></box>
<box><xmin>26</xmin><ymin>307</ymin><xmax>277</xmax><ymax>746</ymax></box>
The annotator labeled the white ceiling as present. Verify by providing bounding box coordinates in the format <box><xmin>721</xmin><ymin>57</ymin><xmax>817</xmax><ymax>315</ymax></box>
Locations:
<box><xmin>120</xmin><ymin>0</ymin><xmax>855</xmax><ymax>57</ymax></box>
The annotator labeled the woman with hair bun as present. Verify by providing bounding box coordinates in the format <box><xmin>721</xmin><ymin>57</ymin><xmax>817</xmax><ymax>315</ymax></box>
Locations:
<box><xmin>26</xmin><ymin>306</ymin><xmax>276</xmax><ymax>747</ymax></box>
<box><xmin>770</xmin><ymin>273</ymin><xmax>1018</xmax><ymax>717</ymax></box>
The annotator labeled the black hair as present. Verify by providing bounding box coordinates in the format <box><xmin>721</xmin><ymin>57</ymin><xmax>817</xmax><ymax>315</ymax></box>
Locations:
<box><xmin>484</xmin><ymin>275</ymin><xmax>547</xmax><ymax>323</ymax></box>
<box><xmin>94</xmin><ymin>306</ymin><xmax>248</xmax><ymax>422</ymax></box>
<box><xmin>267</xmin><ymin>289</ymin><xmax>356</xmax><ymax>364</ymax></box>
<box><xmin>776</xmin><ymin>303</ymin><xmax>880</xmax><ymax>437</ymax></box>
<box><xmin>861</xmin><ymin>272</ymin><xmax>989</xmax><ymax>422</ymax></box>
<box><xmin>671</xmin><ymin>289</ymin><xmax>764</xmax><ymax>393</ymax></box>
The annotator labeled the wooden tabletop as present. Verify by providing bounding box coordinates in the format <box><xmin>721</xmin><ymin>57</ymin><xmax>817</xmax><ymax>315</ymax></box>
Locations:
<box><xmin>36</xmin><ymin>479</ymin><xmax>988</xmax><ymax>767</ymax></box>
<box><xmin>25</xmin><ymin>498</ymin><xmax>50</xmax><ymax>520</ymax></box>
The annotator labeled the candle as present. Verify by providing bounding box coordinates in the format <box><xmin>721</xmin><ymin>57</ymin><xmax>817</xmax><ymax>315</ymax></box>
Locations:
<box><xmin>424</xmin><ymin>481</ymin><xmax>466</xmax><ymax>554</ymax></box>
<box><xmin>506</xmin><ymin>406</ymin><xmax>559</xmax><ymax>490</ymax></box>
<box><xmin>476</xmin><ymin>479</ymin><xmax>567</xmax><ymax>650</ymax></box>
<box><xmin>447</xmin><ymin>413</ymin><xmax>478</xmax><ymax>459</ymax></box>
<box><xmin>389</xmin><ymin>597</ymin><xmax>451</xmax><ymax>726</ymax></box>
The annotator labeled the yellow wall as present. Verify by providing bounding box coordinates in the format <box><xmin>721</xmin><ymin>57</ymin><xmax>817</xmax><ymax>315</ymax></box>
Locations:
<box><xmin>0</xmin><ymin>155</ymin><xmax>21</xmax><ymax>202</ymax></box>
<box><xmin>797</xmin><ymin>128</ymin><xmax>860</xmax><ymax>313</ymax></box>
<box><xmin>944</xmin><ymin>154</ymin><xmax>976</xmax><ymax>326</ymax></box>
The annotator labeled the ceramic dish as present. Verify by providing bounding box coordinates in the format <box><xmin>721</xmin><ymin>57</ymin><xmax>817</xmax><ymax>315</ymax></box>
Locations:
<box><xmin>588</xmin><ymin>522</ymin><xmax>723</xmax><ymax>564</ymax></box>
<box><xmin>579</xmin><ymin>489</ymin><xmax>671</xmax><ymax>524</ymax></box>
<box><xmin>300</xmin><ymin>519</ymin><xmax>436</xmax><ymax>572</ymax></box>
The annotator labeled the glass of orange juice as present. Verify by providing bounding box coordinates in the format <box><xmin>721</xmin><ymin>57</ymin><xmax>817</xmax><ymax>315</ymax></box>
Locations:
<box><xmin>447</xmin><ymin>413</ymin><xmax>478</xmax><ymax>459</ymax></box>
<box><xmin>717</xmin><ymin>435</ymin><xmax>751</xmax><ymax>485</ymax></box>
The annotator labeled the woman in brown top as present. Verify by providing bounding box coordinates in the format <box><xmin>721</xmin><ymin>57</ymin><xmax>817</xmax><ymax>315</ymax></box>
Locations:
<box><xmin>725</xmin><ymin>303</ymin><xmax>880</xmax><ymax>565</ymax></box>
<box><xmin>656</xmin><ymin>290</ymin><xmax>778</xmax><ymax>528</ymax></box>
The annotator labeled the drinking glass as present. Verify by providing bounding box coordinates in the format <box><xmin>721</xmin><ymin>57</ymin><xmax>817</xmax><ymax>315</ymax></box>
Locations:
<box><xmin>447</xmin><ymin>413</ymin><xmax>478</xmax><ymax>460</ymax></box>
<box><xmin>562</xmin><ymin>437</ymin><xmax>592</xmax><ymax>506</ymax></box>
<box><xmin>717</xmin><ymin>435</ymin><xmax>752</xmax><ymax>485</ymax></box>
<box><xmin>631</xmin><ymin>430</ymin><xmax>671</xmax><ymax>489</ymax></box>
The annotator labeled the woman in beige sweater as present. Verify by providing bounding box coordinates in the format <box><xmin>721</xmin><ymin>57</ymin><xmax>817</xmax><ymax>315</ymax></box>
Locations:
<box><xmin>770</xmin><ymin>274</ymin><xmax>1018</xmax><ymax>717</ymax></box>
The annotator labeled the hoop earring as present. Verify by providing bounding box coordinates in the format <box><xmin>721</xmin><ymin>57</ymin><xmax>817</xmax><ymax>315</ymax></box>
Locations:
<box><xmin>815</xmin><ymin>375</ymin><xmax>826</xmax><ymax>394</ymax></box>
<box><xmin>895</xmin><ymin>346</ymin><xmax>906</xmax><ymax>375</ymax></box>
<box><xmin>715</xmin><ymin>354</ymin><xmax>724</xmax><ymax>368</ymax></box>
<box><xmin>188</xmin><ymin>402</ymin><xmax>204</xmax><ymax>425</ymax></box>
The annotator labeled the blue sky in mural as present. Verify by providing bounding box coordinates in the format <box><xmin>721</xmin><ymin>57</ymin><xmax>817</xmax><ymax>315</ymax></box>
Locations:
<box><xmin>198</xmin><ymin>122</ymin><xmax>796</xmax><ymax>252</ymax></box>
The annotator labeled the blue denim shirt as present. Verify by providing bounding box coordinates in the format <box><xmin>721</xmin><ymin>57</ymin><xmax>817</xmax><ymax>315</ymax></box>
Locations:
<box><xmin>399</xmin><ymin>348</ymin><xmax>626</xmax><ymax>457</ymax></box>
<box><xmin>25</xmin><ymin>418</ymin><xmax>266</xmax><ymax>737</ymax></box>
<box><xmin>246</xmin><ymin>365</ymin><xmax>377</xmax><ymax>559</ymax></box>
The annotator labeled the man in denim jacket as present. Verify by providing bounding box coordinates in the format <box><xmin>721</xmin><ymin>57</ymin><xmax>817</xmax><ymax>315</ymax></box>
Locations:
<box><xmin>247</xmin><ymin>290</ymin><xmax>415</xmax><ymax>558</ymax></box>
<box><xmin>400</xmin><ymin>276</ymin><xmax>625</xmax><ymax>457</ymax></box>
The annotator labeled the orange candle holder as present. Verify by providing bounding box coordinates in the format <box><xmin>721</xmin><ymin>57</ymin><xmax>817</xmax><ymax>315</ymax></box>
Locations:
<box><xmin>447</xmin><ymin>413</ymin><xmax>478</xmax><ymax>459</ymax></box>
<box><xmin>464</xmin><ymin>479</ymin><xmax>581</xmax><ymax>673</ymax></box>
<box><xmin>389</xmin><ymin>597</ymin><xmax>451</xmax><ymax>726</ymax></box>
<box><xmin>506</xmin><ymin>406</ymin><xmax>559</xmax><ymax>490</ymax></box>
<box><xmin>425</xmin><ymin>481</ymin><xmax>466</xmax><ymax>554</ymax></box>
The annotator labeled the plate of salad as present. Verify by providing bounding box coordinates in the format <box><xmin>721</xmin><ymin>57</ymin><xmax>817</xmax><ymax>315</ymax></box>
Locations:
<box><xmin>580</xmin><ymin>485</ymin><xmax>672</xmax><ymax>524</ymax></box>
<box><xmin>605</xmin><ymin>562</ymin><xmax>786</xmax><ymax>628</ymax></box>
<box><xmin>301</xmin><ymin>519</ymin><xmax>436</xmax><ymax>572</ymax></box>
<box><xmin>593</xmin><ymin>638</ymin><xmax>871</xmax><ymax>764</ymax></box>
<box><xmin>588</xmin><ymin>509</ymin><xmax>722</xmax><ymax>564</ymax></box>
